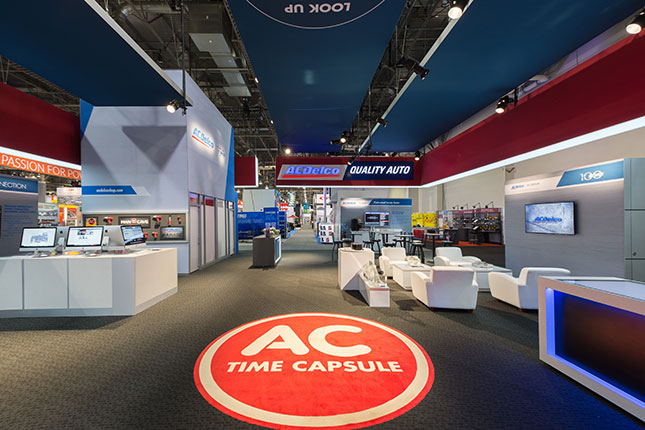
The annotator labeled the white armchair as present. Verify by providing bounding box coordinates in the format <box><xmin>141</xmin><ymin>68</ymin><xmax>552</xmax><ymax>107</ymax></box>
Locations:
<box><xmin>410</xmin><ymin>267</ymin><xmax>478</xmax><ymax>310</ymax></box>
<box><xmin>488</xmin><ymin>267</ymin><xmax>571</xmax><ymax>310</ymax></box>
<box><xmin>378</xmin><ymin>247</ymin><xmax>407</xmax><ymax>277</ymax></box>
<box><xmin>433</xmin><ymin>247</ymin><xmax>482</xmax><ymax>266</ymax></box>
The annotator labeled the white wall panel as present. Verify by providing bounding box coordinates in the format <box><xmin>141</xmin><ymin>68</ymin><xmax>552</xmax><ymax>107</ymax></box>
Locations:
<box><xmin>205</xmin><ymin>202</ymin><xmax>215</xmax><ymax>264</ymax></box>
<box><xmin>216</xmin><ymin>199</ymin><xmax>226</xmax><ymax>259</ymax></box>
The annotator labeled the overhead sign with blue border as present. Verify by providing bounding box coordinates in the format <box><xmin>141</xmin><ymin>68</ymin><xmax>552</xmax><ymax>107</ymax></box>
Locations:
<box><xmin>278</xmin><ymin>161</ymin><xmax>414</xmax><ymax>182</ymax></box>
<box><xmin>345</xmin><ymin>161</ymin><xmax>414</xmax><ymax>181</ymax></box>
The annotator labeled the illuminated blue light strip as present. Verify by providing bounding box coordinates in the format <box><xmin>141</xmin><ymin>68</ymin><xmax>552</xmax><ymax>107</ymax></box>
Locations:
<box><xmin>544</xmin><ymin>288</ymin><xmax>645</xmax><ymax>410</ymax></box>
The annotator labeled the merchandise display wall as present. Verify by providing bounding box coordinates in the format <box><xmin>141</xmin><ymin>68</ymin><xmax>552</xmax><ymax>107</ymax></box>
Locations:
<box><xmin>504</xmin><ymin>160</ymin><xmax>629</xmax><ymax>278</ymax></box>
<box><xmin>81</xmin><ymin>73</ymin><xmax>236</xmax><ymax>274</ymax></box>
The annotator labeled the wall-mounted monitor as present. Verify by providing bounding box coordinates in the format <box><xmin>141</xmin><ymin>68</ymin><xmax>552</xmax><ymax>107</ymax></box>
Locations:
<box><xmin>525</xmin><ymin>202</ymin><xmax>575</xmax><ymax>235</ymax></box>
<box><xmin>121</xmin><ymin>225</ymin><xmax>146</xmax><ymax>246</ymax></box>
<box><xmin>20</xmin><ymin>227</ymin><xmax>57</xmax><ymax>251</ymax></box>
<box><xmin>160</xmin><ymin>226</ymin><xmax>185</xmax><ymax>240</ymax></box>
<box><xmin>66</xmin><ymin>226</ymin><xmax>104</xmax><ymax>250</ymax></box>
<box><xmin>364</xmin><ymin>212</ymin><xmax>390</xmax><ymax>226</ymax></box>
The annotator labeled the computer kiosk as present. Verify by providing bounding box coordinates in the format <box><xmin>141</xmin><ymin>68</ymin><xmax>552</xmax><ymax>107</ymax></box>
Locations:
<box><xmin>0</xmin><ymin>226</ymin><xmax>177</xmax><ymax>317</ymax></box>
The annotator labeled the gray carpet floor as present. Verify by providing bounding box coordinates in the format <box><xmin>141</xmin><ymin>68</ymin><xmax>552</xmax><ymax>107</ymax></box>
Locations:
<box><xmin>0</xmin><ymin>228</ymin><xmax>641</xmax><ymax>429</ymax></box>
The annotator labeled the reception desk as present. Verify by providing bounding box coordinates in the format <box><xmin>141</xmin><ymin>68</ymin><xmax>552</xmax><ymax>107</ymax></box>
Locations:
<box><xmin>538</xmin><ymin>277</ymin><xmax>645</xmax><ymax>421</ymax></box>
<box><xmin>0</xmin><ymin>248</ymin><xmax>177</xmax><ymax>317</ymax></box>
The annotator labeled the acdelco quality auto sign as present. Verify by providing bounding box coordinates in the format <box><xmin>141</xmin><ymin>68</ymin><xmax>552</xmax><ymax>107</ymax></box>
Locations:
<box><xmin>195</xmin><ymin>313</ymin><xmax>434</xmax><ymax>429</ymax></box>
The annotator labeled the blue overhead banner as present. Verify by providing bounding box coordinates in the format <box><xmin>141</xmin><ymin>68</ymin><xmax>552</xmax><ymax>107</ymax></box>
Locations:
<box><xmin>556</xmin><ymin>160</ymin><xmax>624</xmax><ymax>188</ymax></box>
<box><xmin>228</xmin><ymin>0</ymin><xmax>406</xmax><ymax>154</ymax></box>
<box><xmin>0</xmin><ymin>175</ymin><xmax>38</xmax><ymax>194</ymax></box>
<box><xmin>344</xmin><ymin>161</ymin><xmax>414</xmax><ymax>181</ymax></box>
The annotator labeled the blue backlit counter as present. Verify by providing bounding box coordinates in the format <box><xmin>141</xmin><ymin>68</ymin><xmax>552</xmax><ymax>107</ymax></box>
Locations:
<box><xmin>538</xmin><ymin>277</ymin><xmax>645</xmax><ymax>421</ymax></box>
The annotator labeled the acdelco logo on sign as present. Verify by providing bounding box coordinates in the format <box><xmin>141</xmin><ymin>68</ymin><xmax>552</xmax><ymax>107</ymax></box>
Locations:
<box><xmin>191</xmin><ymin>127</ymin><xmax>215</xmax><ymax>149</ymax></box>
<box><xmin>278</xmin><ymin>164</ymin><xmax>347</xmax><ymax>181</ymax></box>
<box><xmin>194</xmin><ymin>313</ymin><xmax>434</xmax><ymax>429</ymax></box>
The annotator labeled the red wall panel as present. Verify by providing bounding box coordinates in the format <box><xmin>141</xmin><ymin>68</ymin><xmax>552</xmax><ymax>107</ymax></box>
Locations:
<box><xmin>234</xmin><ymin>156</ymin><xmax>258</xmax><ymax>187</ymax></box>
<box><xmin>0</xmin><ymin>82</ymin><xmax>80</xmax><ymax>164</ymax></box>
<box><xmin>420</xmin><ymin>33</ymin><xmax>645</xmax><ymax>184</ymax></box>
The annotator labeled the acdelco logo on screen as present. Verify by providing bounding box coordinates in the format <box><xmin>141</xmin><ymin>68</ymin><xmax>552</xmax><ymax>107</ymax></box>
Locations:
<box><xmin>279</xmin><ymin>164</ymin><xmax>347</xmax><ymax>180</ymax></box>
<box><xmin>194</xmin><ymin>313</ymin><xmax>434</xmax><ymax>430</ymax></box>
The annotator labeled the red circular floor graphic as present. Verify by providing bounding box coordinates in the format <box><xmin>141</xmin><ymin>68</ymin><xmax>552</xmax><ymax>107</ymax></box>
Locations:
<box><xmin>194</xmin><ymin>313</ymin><xmax>434</xmax><ymax>429</ymax></box>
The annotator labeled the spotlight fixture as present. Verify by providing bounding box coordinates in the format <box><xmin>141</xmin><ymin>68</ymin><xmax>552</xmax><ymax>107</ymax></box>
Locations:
<box><xmin>495</xmin><ymin>95</ymin><xmax>513</xmax><ymax>114</ymax></box>
<box><xmin>626</xmin><ymin>9</ymin><xmax>645</xmax><ymax>34</ymax></box>
<box><xmin>414</xmin><ymin>151</ymin><xmax>421</xmax><ymax>161</ymax></box>
<box><xmin>166</xmin><ymin>100</ymin><xmax>180</xmax><ymax>114</ymax></box>
<box><xmin>330</xmin><ymin>139</ymin><xmax>341</xmax><ymax>145</ymax></box>
<box><xmin>254</xmin><ymin>77</ymin><xmax>259</xmax><ymax>83</ymax></box>
<box><xmin>448</xmin><ymin>0</ymin><xmax>468</xmax><ymax>20</ymax></box>
<box><xmin>340</xmin><ymin>131</ymin><xmax>349</xmax><ymax>144</ymax></box>
<box><xmin>347</xmin><ymin>156</ymin><xmax>356</xmax><ymax>166</ymax></box>
<box><xmin>284</xmin><ymin>147</ymin><xmax>292</xmax><ymax>155</ymax></box>
<box><xmin>377</xmin><ymin>117</ymin><xmax>388</xmax><ymax>127</ymax></box>
<box><xmin>398</xmin><ymin>57</ymin><xmax>429</xmax><ymax>80</ymax></box>
<box><xmin>390</xmin><ymin>152</ymin><xmax>398</xmax><ymax>157</ymax></box>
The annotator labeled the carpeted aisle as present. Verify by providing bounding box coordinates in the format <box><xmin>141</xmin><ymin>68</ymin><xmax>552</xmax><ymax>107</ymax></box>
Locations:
<box><xmin>0</xmin><ymin>228</ymin><xmax>640</xmax><ymax>429</ymax></box>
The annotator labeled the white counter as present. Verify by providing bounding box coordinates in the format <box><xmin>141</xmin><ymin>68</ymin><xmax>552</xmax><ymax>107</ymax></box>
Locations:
<box><xmin>538</xmin><ymin>276</ymin><xmax>645</xmax><ymax>421</ymax></box>
<box><xmin>0</xmin><ymin>248</ymin><xmax>177</xmax><ymax>317</ymax></box>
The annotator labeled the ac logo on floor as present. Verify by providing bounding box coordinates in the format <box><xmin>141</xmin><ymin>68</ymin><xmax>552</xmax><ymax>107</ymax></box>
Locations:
<box><xmin>194</xmin><ymin>313</ymin><xmax>434</xmax><ymax>429</ymax></box>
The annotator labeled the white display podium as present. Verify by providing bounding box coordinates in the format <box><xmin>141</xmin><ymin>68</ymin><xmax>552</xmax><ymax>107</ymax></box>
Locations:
<box><xmin>0</xmin><ymin>248</ymin><xmax>177</xmax><ymax>317</ymax></box>
<box><xmin>338</xmin><ymin>248</ymin><xmax>374</xmax><ymax>290</ymax></box>
<box><xmin>358</xmin><ymin>272</ymin><xmax>390</xmax><ymax>307</ymax></box>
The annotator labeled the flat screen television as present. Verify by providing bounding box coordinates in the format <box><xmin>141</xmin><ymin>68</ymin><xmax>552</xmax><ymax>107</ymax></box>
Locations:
<box><xmin>66</xmin><ymin>226</ymin><xmax>104</xmax><ymax>250</ymax></box>
<box><xmin>160</xmin><ymin>226</ymin><xmax>185</xmax><ymax>240</ymax></box>
<box><xmin>121</xmin><ymin>225</ymin><xmax>146</xmax><ymax>246</ymax></box>
<box><xmin>20</xmin><ymin>227</ymin><xmax>57</xmax><ymax>251</ymax></box>
<box><xmin>525</xmin><ymin>202</ymin><xmax>575</xmax><ymax>235</ymax></box>
<box><xmin>364</xmin><ymin>212</ymin><xmax>390</xmax><ymax>226</ymax></box>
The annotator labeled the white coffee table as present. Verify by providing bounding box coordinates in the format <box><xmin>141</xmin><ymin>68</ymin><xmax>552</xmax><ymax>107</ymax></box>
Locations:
<box><xmin>459</xmin><ymin>263</ymin><xmax>512</xmax><ymax>291</ymax></box>
<box><xmin>392</xmin><ymin>262</ymin><xmax>433</xmax><ymax>290</ymax></box>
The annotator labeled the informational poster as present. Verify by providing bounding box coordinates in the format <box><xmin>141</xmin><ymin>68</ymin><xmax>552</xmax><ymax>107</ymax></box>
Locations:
<box><xmin>0</xmin><ymin>175</ymin><xmax>38</xmax><ymax>256</ymax></box>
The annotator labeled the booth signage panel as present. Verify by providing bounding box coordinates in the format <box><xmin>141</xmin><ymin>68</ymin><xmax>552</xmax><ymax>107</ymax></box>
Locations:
<box><xmin>0</xmin><ymin>174</ymin><xmax>38</xmax><ymax>256</ymax></box>
<box><xmin>344</xmin><ymin>161</ymin><xmax>414</xmax><ymax>181</ymax></box>
<box><xmin>505</xmin><ymin>160</ymin><xmax>625</xmax><ymax>196</ymax></box>
<box><xmin>82</xmin><ymin>185</ymin><xmax>137</xmax><ymax>195</ymax></box>
<box><xmin>245</xmin><ymin>0</ymin><xmax>386</xmax><ymax>29</ymax></box>
<box><xmin>0</xmin><ymin>152</ymin><xmax>81</xmax><ymax>180</ymax></box>
<box><xmin>556</xmin><ymin>160</ymin><xmax>624</xmax><ymax>188</ymax></box>
<box><xmin>194</xmin><ymin>313</ymin><xmax>434</xmax><ymax>429</ymax></box>
<box><xmin>278</xmin><ymin>164</ymin><xmax>347</xmax><ymax>181</ymax></box>
<box><xmin>0</xmin><ymin>176</ymin><xmax>38</xmax><ymax>194</ymax></box>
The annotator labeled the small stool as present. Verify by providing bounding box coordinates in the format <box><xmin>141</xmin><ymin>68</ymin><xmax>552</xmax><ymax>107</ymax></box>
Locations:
<box><xmin>394</xmin><ymin>238</ymin><xmax>406</xmax><ymax>248</ymax></box>
<box><xmin>410</xmin><ymin>241</ymin><xmax>425</xmax><ymax>263</ymax></box>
